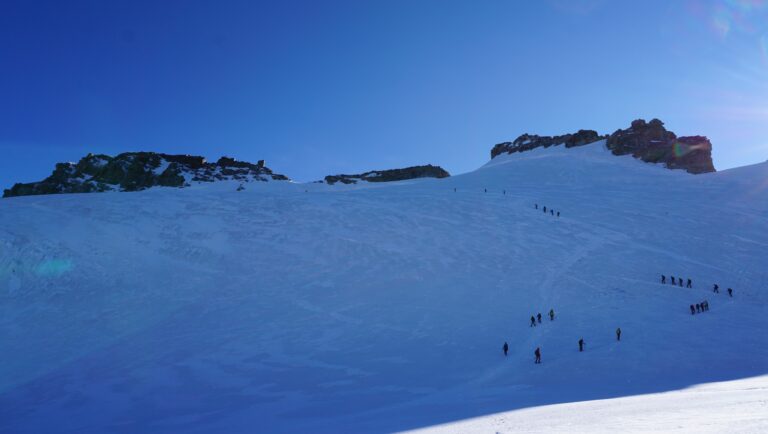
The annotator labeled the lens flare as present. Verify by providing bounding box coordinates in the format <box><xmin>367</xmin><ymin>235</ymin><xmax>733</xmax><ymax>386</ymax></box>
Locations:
<box><xmin>711</xmin><ymin>7</ymin><xmax>732</xmax><ymax>37</ymax></box>
<box><xmin>673</xmin><ymin>142</ymin><xmax>690</xmax><ymax>158</ymax></box>
<box><xmin>761</xmin><ymin>34</ymin><xmax>768</xmax><ymax>60</ymax></box>
<box><xmin>35</xmin><ymin>259</ymin><xmax>74</xmax><ymax>277</ymax></box>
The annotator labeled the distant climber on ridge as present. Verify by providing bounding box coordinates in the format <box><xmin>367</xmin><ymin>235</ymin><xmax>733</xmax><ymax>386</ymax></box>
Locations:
<box><xmin>530</xmin><ymin>316</ymin><xmax>537</xmax><ymax>327</ymax></box>
<box><xmin>578</xmin><ymin>338</ymin><xmax>585</xmax><ymax>352</ymax></box>
<box><xmin>728</xmin><ymin>288</ymin><xmax>733</xmax><ymax>297</ymax></box>
<box><xmin>713</xmin><ymin>284</ymin><xmax>719</xmax><ymax>293</ymax></box>
<box><xmin>690</xmin><ymin>304</ymin><xmax>696</xmax><ymax>315</ymax></box>
<box><xmin>671</xmin><ymin>276</ymin><xmax>676</xmax><ymax>286</ymax></box>
<box><xmin>503</xmin><ymin>342</ymin><xmax>509</xmax><ymax>356</ymax></box>
<box><xmin>534</xmin><ymin>347</ymin><xmax>541</xmax><ymax>364</ymax></box>
<box><xmin>537</xmin><ymin>313</ymin><xmax>542</xmax><ymax>324</ymax></box>
<box><xmin>616</xmin><ymin>327</ymin><xmax>622</xmax><ymax>341</ymax></box>
<box><xmin>549</xmin><ymin>309</ymin><xmax>555</xmax><ymax>321</ymax></box>
<box><xmin>661</xmin><ymin>275</ymin><xmax>666</xmax><ymax>284</ymax></box>
<box><xmin>687</xmin><ymin>278</ymin><xmax>692</xmax><ymax>288</ymax></box>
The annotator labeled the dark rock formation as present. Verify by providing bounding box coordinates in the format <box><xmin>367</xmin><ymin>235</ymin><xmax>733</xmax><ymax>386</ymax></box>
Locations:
<box><xmin>491</xmin><ymin>129</ymin><xmax>603</xmax><ymax>159</ymax></box>
<box><xmin>3</xmin><ymin>152</ymin><xmax>289</xmax><ymax>198</ymax></box>
<box><xmin>491</xmin><ymin>119</ymin><xmax>716</xmax><ymax>174</ymax></box>
<box><xmin>605</xmin><ymin>119</ymin><xmax>715</xmax><ymax>174</ymax></box>
<box><xmin>324</xmin><ymin>165</ymin><xmax>449</xmax><ymax>185</ymax></box>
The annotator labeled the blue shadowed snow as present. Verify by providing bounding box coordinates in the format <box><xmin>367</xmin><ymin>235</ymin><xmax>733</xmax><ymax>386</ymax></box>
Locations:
<box><xmin>0</xmin><ymin>142</ymin><xmax>767</xmax><ymax>433</ymax></box>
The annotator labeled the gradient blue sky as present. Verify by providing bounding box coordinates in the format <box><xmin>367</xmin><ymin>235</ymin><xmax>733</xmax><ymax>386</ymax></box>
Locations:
<box><xmin>2</xmin><ymin>0</ymin><xmax>767</xmax><ymax>188</ymax></box>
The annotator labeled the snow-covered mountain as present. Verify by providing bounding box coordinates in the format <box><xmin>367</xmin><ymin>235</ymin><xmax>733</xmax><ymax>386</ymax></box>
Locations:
<box><xmin>1</xmin><ymin>138</ymin><xmax>766</xmax><ymax>433</ymax></box>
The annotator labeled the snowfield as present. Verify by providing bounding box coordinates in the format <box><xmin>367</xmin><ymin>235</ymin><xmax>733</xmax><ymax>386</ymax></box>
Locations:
<box><xmin>405</xmin><ymin>375</ymin><xmax>768</xmax><ymax>433</ymax></box>
<box><xmin>1</xmin><ymin>141</ymin><xmax>767</xmax><ymax>433</ymax></box>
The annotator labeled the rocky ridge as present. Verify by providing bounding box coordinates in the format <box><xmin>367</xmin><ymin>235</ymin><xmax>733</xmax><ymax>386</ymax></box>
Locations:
<box><xmin>491</xmin><ymin>119</ymin><xmax>715</xmax><ymax>174</ymax></box>
<box><xmin>323</xmin><ymin>165</ymin><xmax>450</xmax><ymax>185</ymax></box>
<box><xmin>3</xmin><ymin>152</ymin><xmax>289</xmax><ymax>198</ymax></box>
<box><xmin>491</xmin><ymin>130</ymin><xmax>604</xmax><ymax>159</ymax></box>
<box><xmin>605</xmin><ymin>119</ymin><xmax>715</xmax><ymax>174</ymax></box>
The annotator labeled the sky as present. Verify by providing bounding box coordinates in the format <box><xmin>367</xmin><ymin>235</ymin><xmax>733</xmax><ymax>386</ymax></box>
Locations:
<box><xmin>1</xmin><ymin>0</ymin><xmax>768</xmax><ymax>188</ymax></box>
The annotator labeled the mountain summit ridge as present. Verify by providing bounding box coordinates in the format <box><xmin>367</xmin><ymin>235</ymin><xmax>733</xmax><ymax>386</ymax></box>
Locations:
<box><xmin>2</xmin><ymin>152</ymin><xmax>289</xmax><ymax>198</ymax></box>
<box><xmin>3</xmin><ymin>118</ymin><xmax>719</xmax><ymax>198</ymax></box>
<box><xmin>491</xmin><ymin>118</ymin><xmax>715</xmax><ymax>174</ymax></box>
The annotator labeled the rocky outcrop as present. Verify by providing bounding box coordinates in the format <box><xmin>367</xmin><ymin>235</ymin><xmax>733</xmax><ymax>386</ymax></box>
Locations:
<box><xmin>606</xmin><ymin>119</ymin><xmax>715</xmax><ymax>174</ymax></box>
<box><xmin>3</xmin><ymin>152</ymin><xmax>289</xmax><ymax>198</ymax></box>
<box><xmin>491</xmin><ymin>129</ymin><xmax>603</xmax><ymax>159</ymax></box>
<box><xmin>324</xmin><ymin>165</ymin><xmax>449</xmax><ymax>185</ymax></box>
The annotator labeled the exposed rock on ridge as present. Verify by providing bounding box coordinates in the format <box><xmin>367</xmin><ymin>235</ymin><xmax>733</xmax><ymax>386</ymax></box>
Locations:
<box><xmin>491</xmin><ymin>130</ymin><xmax>603</xmax><ymax>159</ymax></box>
<box><xmin>324</xmin><ymin>165</ymin><xmax>450</xmax><ymax>185</ymax></box>
<box><xmin>3</xmin><ymin>152</ymin><xmax>289</xmax><ymax>198</ymax></box>
<box><xmin>491</xmin><ymin>119</ymin><xmax>716</xmax><ymax>174</ymax></box>
<box><xmin>606</xmin><ymin>119</ymin><xmax>715</xmax><ymax>174</ymax></box>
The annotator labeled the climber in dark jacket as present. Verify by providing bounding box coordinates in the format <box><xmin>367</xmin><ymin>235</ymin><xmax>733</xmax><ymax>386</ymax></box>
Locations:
<box><xmin>616</xmin><ymin>327</ymin><xmax>622</xmax><ymax>341</ymax></box>
<box><xmin>687</xmin><ymin>279</ymin><xmax>692</xmax><ymax>288</ymax></box>
<box><xmin>678</xmin><ymin>277</ymin><xmax>683</xmax><ymax>287</ymax></box>
<box><xmin>713</xmin><ymin>284</ymin><xmax>719</xmax><ymax>293</ymax></box>
<box><xmin>671</xmin><ymin>276</ymin><xmax>676</xmax><ymax>286</ymax></box>
<box><xmin>578</xmin><ymin>338</ymin><xmax>585</xmax><ymax>352</ymax></box>
<box><xmin>503</xmin><ymin>342</ymin><xmax>509</xmax><ymax>356</ymax></box>
<box><xmin>696</xmin><ymin>303</ymin><xmax>701</xmax><ymax>313</ymax></box>
<box><xmin>549</xmin><ymin>309</ymin><xmax>555</xmax><ymax>321</ymax></box>
<box><xmin>728</xmin><ymin>288</ymin><xmax>733</xmax><ymax>297</ymax></box>
<box><xmin>557</xmin><ymin>211</ymin><xmax>560</xmax><ymax>217</ymax></box>
<box><xmin>661</xmin><ymin>275</ymin><xmax>666</xmax><ymax>284</ymax></box>
<box><xmin>530</xmin><ymin>316</ymin><xmax>537</xmax><ymax>327</ymax></box>
<box><xmin>534</xmin><ymin>347</ymin><xmax>541</xmax><ymax>364</ymax></box>
<box><xmin>690</xmin><ymin>304</ymin><xmax>696</xmax><ymax>315</ymax></box>
<box><xmin>537</xmin><ymin>313</ymin><xmax>542</xmax><ymax>324</ymax></box>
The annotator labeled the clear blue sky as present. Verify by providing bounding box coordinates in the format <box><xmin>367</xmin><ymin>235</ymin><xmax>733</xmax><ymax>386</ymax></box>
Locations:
<box><xmin>1</xmin><ymin>0</ymin><xmax>767</xmax><ymax>188</ymax></box>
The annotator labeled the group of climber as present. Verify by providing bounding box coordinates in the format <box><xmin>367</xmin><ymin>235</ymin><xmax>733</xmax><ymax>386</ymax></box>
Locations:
<box><xmin>661</xmin><ymin>275</ymin><xmax>693</xmax><ymax>288</ymax></box>
<box><xmin>690</xmin><ymin>301</ymin><xmax>710</xmax><ymax>314</ymax></box>
<box><xmin>504</xmin><ymin>327</ymin><xmax>622</xmax><ymax>363</ymax></box>
<box><xmin>534</xmin><ymin>203</ymin><xmax>560</xmax><ymax>218</ymax></box>
<box><xmin>502</xmin><ymin>308</ymin><xmax>622</xmax><ymax>363</ymax></box>
<box><xmin>662</xmin><ymin>276</ymin><xmax>735</xmax><ymax>298</ymax></box>
<box><xmin>529</xmin><ymin>309</ymin><xmax>556</xmax><ymax>327</ymax></box>
<box><xmin>713</xmin><ymin>284</ymin><xmax>734</xmax><ymax>297</ymax></box>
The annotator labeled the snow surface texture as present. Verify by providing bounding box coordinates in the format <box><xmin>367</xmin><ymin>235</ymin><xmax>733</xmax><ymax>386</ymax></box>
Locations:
<box><xmin>1</xmin><ymin>141</ymin><xmax>767</xmax><ymax>433</ymax></box>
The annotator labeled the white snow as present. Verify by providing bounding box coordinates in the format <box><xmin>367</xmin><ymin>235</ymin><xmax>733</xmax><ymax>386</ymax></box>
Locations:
<box><xmin>0</xmin><ymin>141</ymin><xmax>767</xmax><ymax>433</ymax></box>
<box><xmin>153</xmin><ymin>159</ymin><xmax>171</xmax><ymax>175</ymax></box>
<box><xmin>405</xmin><ymin>375</ymin><xmax>768</xmax><ymax>433</ymax></box>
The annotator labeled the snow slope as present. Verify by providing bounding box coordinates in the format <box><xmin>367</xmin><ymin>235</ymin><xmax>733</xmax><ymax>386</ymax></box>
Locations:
<box><xmin>1</xmin><ymin>141</ymin><xmax>767</xmax><ymax>433</ymax></box>
<box><xmin>406</xmin><ymin>375</ymin><xmax>768</xmax><ymax>433</ymax></box>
